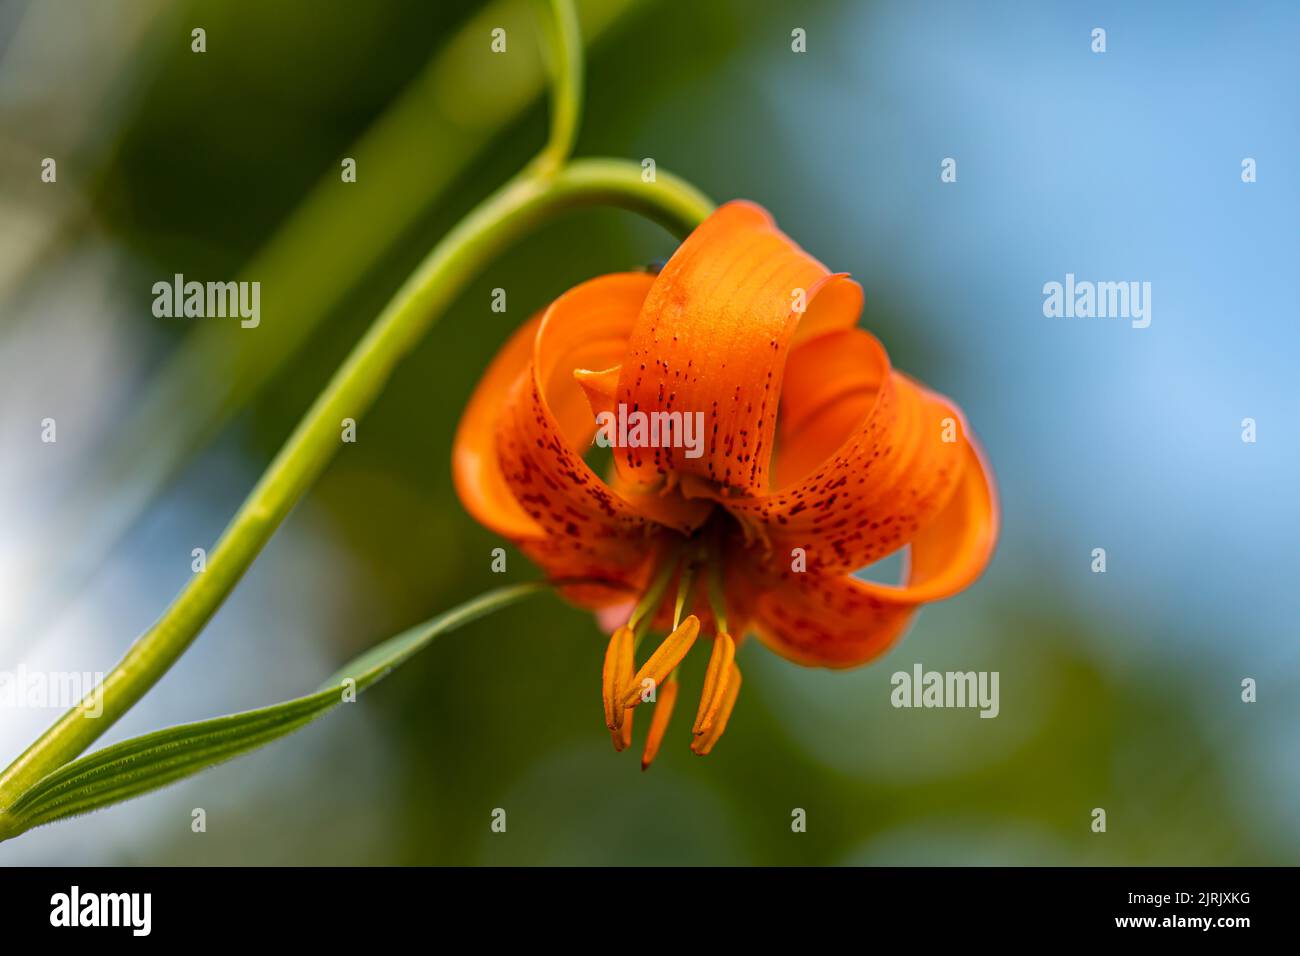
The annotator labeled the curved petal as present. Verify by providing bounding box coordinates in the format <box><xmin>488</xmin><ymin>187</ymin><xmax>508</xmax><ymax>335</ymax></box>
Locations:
<box><xmin>492</xmin><ymin>275</ymin><xmax>666</xmax><ymax>597</ymax></box>
<box><xmin>774</xmin><ymin>326</ymin><xmax>888</xmax><ymax>488</ymax></box>
<box><xmin>450</xmin><ymin>273</ymin><xmax>669</xmax><ymax>542</ymax></box>
<box><xmin>722</xmin><ymin>327</ymin><xmax>976</xmax><ymax>576</ymax></box>
<box><xmin>614</xmin><ymin>201</ymin><xmax>863</xmax><ymax>496</ymax></box>
<box><xmin>535</xmin><ymin>273</ymin><xmax>655</xmax><ymax>451</ymax></box>
<box><xmin>748</xmin><ymin>572</ymin><xmax>919</xmax><ymax>669</ymax></box>
<box><xmin>453</xmin><ymin>274</ymin><xmax>676</xmax><ymax>608</ymax></box>
<box><xmin>532</xmin><ymin>271</ymin><xmax>713</xmax><ymax>535</ymax></box>
<box><xmin>740</xmin><ymin>439</ymin><xmax>999</xmax><ymax>668</ymax></box>
<box><xmin>452</xmin><ymin>313</ymin><xmax>546</xmax><ymax>540</ymax></box>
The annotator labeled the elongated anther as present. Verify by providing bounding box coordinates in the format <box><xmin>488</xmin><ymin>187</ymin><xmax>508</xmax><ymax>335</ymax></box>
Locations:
<box><xmin>613</xmin><ymin>635</ymin><xmax>635</xmax><ymax>732</ymax></box>
<box><xmin>602</xmin><ymin>626</ymin><xmax>634</xmax><ymax>730</ymax></box>
<box><xmin>611</xmin><ymin>707</ymin><xmax>635</xmax><ymax>753</ymax></box>
<box><xmin>691</xmin><ymin>662</ymin><xmax>742</xmax><ymax>756</ymax></box>
<box><xmin>620</xmin><ymin>616</ymin><xmax>700</xmax><ymax>711</ymax></box>
<box><xmin>640</xmin><ymin>678</ymin><xmax>679</xmax><ymax>771</ymax></box>
<box><xmin>693</xmin><ymin>631</ymin><xmax>736</xmax><ymax>735</ymax></box>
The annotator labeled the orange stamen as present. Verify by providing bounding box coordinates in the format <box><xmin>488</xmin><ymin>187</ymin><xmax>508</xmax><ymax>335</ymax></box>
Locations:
<box><xmin>620</xmin><ymin>616</ymin><xmax>700</xmax><ymax>711</ymax></box>
<box><xmin>602</xmin><ymin>625</ymin><xmax>634</xmax><ymax>731</ymax></box>
<box><xmin>611</xmin><ymin>707</ymin><xmax>634</xmax><ymax>752</ymax></box>
<box><xmin>691</xmin><ymin>661</ymin><xmax>742</xmax><ymax>756</ymax></box>
<box><xmin>640</xmin><ymin>678</ymin><xmax>679</xmax><ymax>771</ymax></box>
<box><xmin>693</xmin><ymin>631</ymin><xmax>736</xmax><ymax>735</ymax></box>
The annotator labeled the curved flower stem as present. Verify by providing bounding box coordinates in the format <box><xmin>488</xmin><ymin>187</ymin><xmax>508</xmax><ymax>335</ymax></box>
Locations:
<box><xmin>0</xmin><ymin>158</ymin><xmax>714</xmax><ymax>812</ymax></box>
<box><xmin>532</xmin><ymin>0</ymin><xmax>584</xmax><ymax>174</ymax></box>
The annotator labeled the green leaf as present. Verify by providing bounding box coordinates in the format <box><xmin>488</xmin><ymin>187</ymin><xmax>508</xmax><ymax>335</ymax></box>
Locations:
<box><xmin>2</xmin><ymin>583</ymin><xmax>543</xmax><ymax>836</ymax></box>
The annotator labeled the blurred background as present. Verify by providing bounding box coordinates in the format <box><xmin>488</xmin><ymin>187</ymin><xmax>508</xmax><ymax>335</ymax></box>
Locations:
<box><xmin>1</xmin><ymin>0</ymin><xmax>1297</xmax><ymax>865</ymax></box>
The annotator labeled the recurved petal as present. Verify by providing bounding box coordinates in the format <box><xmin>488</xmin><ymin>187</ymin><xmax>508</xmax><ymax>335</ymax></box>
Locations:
<box><xmin>495</xmin><ymin>367</ymin><xmax>655</xmax><ymax>600</ymax></box>
<box><xmin>535</xmin><ymin>273</ymin><xmax>655</xmax><ymax>452</ymax></box>
<box><xmin>742</xmin><ymin>438</ymin><xmax>998</xmax><ymax>668</ymax></box>
<box><xmin>453</xmin><ymin>272</ymin><xmax>708</xmax><ymax>608</ymax></box>
<box><xmin>772</xmin><ymin>326</ymin><xmax>888</xmax><ymax>488</ymax></box>
<box><xmin>452</xmin><ymin>272</ymin><xmax>648</xmax><ymax>544</ymax></box>
<box><xmin>614</xmin><ymin>201</ymin><xmax>863</xmax><ymax>497</ymax></box>
<box><xmin>452</xmin><ymin>314</ymin><xmax>546</xmax><ymax>540</ymax></box>
<box><xmin>576</xmin><ymin>360</ymin><xmax>711</xmax><ymax>533</ymax></box>
<box><xmin>724</xmin><ymin>327</ymin><xmax>976</xmax><ymax>577</ymax></box>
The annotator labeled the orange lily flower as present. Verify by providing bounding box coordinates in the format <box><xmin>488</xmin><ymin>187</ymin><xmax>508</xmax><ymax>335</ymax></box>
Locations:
<box><xmin>453</xmin><ymin>201</ymin><xmax>998</xmax><ymax>768</ymax></box>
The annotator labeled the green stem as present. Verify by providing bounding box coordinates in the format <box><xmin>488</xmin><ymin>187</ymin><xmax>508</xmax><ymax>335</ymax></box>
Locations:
<box><xmin>629</xmin><ymin>550</ymin><xmax>681</xmax><ymax>639</ymax></box>
<box><xmin>0</xmin><ymin>158</ymin><xmax>714</xmax><ymax>811</ymax></box>
<box><xmin>532</xmin><ymin>0</ymin><xmax>584</xmax><ymax>173</ymax></box>
<box><xmin>673</xmin><ymin>553</ymin><xmax>700</xmax><ymax>630</ymax></box>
